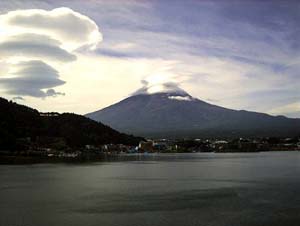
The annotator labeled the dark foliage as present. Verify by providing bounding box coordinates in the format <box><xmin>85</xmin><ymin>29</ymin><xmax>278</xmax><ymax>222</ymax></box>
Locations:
<box><xmin>0</xmin><ymin>97</ymin><xmax>143</xmax><ymax>151</ymax></box>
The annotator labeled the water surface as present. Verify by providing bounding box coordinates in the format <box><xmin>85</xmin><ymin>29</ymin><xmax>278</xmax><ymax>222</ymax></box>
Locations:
<box><xmin>1</xmin><ymin>152</ymin><xmax>300</xmax><ymax>226</ymax></box>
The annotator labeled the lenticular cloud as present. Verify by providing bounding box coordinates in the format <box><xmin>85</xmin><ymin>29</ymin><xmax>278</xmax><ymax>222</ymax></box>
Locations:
<box><xmin>0</xmin><ymin>7</ymin><xmax>102</xmax><ymax>51</ymax></box>
<box><xmin>0</xmin><ymin>7</ymin><xmax>102</xmax><ymax>98</ymax></box>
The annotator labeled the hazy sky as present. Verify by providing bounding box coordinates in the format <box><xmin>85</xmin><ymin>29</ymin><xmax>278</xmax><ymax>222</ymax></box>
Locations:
<box><xmin>0</xmin><ymin>0</ymin><xmax>299</xmax><ymax>117</ymax></box>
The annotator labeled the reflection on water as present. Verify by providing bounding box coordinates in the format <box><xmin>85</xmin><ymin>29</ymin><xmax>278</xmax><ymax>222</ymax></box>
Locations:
<box><xmin>1</xmin><ymin>152</ymin><xmax>300</xmax><ymax>226</ymax></box>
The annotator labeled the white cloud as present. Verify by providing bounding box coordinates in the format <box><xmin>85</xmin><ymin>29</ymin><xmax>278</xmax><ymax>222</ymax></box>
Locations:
<box><xmin>0</xmin><ymin>7</ymin><xmax>102</xmax><ymax>99</ymax></box>
<box><xmin>269</xmin><ymin>102</ymin><xmax>300</xmax><ymax>117</ymax></box>
<box><xmin>0</xmin><ymin>7</ymin><xmax>102</xmax><ymax>51</ymax></box>
<box><xmin>0</xmin><ymin>33</ymin><xmax>77</xmax><ymax>62</ymax></box>
<box><xmin>110</xmin><ymin>42</ymin><xmax>137</xmax><ymax>50</ymax></box>
<box><xmin>0</xmin><ymin>60</ymin><xmax>65</xmax><ymax>97</ymax></box>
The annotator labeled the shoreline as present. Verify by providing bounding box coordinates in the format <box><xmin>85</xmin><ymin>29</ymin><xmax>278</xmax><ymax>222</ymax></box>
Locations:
<box><xmin>1</xmin><ymin>150</ymin><xmax>299</xmax><ymax>165</ymax></box>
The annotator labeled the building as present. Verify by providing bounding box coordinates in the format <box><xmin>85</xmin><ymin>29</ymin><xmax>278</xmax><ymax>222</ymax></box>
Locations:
<box><xmin>139</xmin><ymin>141</ymin><xmax>154</xmax><ymax>152</ymax></box>
<box><xmin>213</xmin><ymin>140</ymin><xmax>229</xmax><ymax>151</ymax></box>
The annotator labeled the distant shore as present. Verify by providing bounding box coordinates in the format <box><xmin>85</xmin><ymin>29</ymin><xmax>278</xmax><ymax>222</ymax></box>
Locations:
<box><xmin>1</xmin><ymin>149</ymin><xmax>299</xmax><ymax>165</ymax></box>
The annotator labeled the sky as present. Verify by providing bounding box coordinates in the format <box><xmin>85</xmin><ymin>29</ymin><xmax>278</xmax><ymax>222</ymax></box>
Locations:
<box><xmin>0</xmin><ymin>0</ymin><xmax>299</xmax><ymax>118</ymax></box>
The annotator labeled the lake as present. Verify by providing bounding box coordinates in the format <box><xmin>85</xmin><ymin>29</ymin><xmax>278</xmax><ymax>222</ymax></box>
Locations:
<box><xmin>1</xmin><ymin>152</ymin><xmax>300</xmax><ymax>226</ymax></box>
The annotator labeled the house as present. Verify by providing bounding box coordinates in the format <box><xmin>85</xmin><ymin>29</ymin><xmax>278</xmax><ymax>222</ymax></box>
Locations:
<box><xmin>213</xmin><ymin>140</ymin><xmax>229</xmax><ymax>151</ymax></box>
<box><xmin>139</xmin><ymin>141</ymin><xmax>154</xmax><ymax>152</ymax></box>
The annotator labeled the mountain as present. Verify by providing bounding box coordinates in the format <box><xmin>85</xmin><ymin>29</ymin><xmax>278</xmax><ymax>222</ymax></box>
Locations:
<box><xmin>0</xmin><ymin>97</ymin><xmax>143</xmax><ymax>151</ymax></box>
<box><xmin>86</xmin><ymin>91</ymin><xmax>300</xmax><ymax>138</ymax></box>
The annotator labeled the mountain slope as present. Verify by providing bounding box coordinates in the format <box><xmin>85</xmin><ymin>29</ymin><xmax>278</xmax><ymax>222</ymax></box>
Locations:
<box><xmin>86</xmin><ymin>92</ymin><xmax>300</xmax><ymax>138</ymax></box>
<box><xmin>0</xmin><ymin>97</ymin><xmax>143</xmax><ymax>151</ymax></box>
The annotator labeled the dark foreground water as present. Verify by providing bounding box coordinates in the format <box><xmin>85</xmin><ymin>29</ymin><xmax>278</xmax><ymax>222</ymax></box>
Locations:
<box><xmin>1</xmin><ymin>152</ymin><xmax>300</xmax><ymax>226</ymax></box>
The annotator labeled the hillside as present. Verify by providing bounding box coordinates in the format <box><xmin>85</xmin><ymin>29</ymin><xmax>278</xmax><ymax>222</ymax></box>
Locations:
<box><xmin>0</xmin><ymin>97</ymin><xmax>143</xmax><ymax>151</ymax></box>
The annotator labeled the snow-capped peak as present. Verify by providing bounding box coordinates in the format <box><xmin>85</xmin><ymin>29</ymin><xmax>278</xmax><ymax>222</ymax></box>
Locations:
<box><xmin>131</xmin><ymin>82</ymin><xmax>190</xmax><ymax>97</ymax></box>
<box><xmin>168</xmin><ymin>95</ymin><xmax>193</xmax><ymax>101</ymax></box>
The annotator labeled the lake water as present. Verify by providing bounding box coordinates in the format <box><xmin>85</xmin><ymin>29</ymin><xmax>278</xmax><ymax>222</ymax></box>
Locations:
<box><xmin>1</xmin><ymin>152</ymin><xmax>300</xmax><ymax>226</ymax></box>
